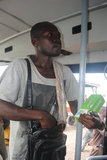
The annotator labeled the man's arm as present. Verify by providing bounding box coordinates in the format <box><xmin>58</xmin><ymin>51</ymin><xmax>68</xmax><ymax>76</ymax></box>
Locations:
<box><xmin>68</xmin><ymin>100</ymin><xmax>105</xmax><ymax>130</ymax></box>
<box><xmin>68</xmin><ymin>100</ymin><xmax>78</xmax><ymax>115</ymax></box>
<box><xmin>79</xmin><ymin>113</ymin><xmax>105</xmax><ymax>130</ymax></box>
<box><xmin>0</xmin><ymin>99</ymin><xmax>57</xmax><ymax>128</ymax></box>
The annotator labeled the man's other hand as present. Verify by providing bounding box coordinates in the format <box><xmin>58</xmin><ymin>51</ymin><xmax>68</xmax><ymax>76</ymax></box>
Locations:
<box><xmin>39</xmin><ymin>111</ymin><xmax>57</xmax><ymax>128</ymax></box>
<box><xmin>78</xmin><ymin>112</ymin><xmax>105</xmax><ymax>130</ymax></box>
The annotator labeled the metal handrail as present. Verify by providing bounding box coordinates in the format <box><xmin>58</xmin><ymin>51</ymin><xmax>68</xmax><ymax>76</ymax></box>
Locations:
<box><xmin>86</xmin><ymin>155</ymin><xmax>107</xmax><ymax>160</ymax></box>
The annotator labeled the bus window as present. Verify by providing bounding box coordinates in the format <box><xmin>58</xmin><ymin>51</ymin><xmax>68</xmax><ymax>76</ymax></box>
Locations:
<box><xmin>0</xmin><ymin>66</ymin><xmax>8</xmax><ymax>77</ymax></box>
<box><xmin>64</xmin><ymin>73</ymin><xmax>107</xmax><ymax>160</ymax></box>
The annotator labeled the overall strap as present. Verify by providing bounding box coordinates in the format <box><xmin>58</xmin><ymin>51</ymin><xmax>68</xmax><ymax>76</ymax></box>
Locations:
<box><xmin>25</xmin><ymin>58</ymin><xmax>33</xmax><ymax>129</ymax></box>
<box><xmin>25</xmin><ymin>58</ymin><xmax>32</xmax><ymax>108</ymax></box>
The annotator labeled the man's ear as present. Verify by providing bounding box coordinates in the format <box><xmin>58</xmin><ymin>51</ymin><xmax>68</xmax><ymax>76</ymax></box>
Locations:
<box><xmin>31</xmin><ymin>38</ymin><xmax>39</xmax><ymax>47</ymax></box>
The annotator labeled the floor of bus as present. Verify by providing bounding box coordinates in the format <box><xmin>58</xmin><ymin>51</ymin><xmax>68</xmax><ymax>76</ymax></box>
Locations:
<box><xmin>64</xmin><ymin>124</ymin><xmax>92</xmax><ymax>160</ymax></box>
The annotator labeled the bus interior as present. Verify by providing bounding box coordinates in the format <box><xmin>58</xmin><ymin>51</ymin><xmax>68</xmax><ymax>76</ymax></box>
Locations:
<box><xmin>0</xmin><ymin>0</ymin><xmax>107</xmax><ymax>160</ymax></box>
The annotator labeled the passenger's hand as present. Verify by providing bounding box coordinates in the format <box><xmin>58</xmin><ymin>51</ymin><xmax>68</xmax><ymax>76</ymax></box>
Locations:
<box><xmin>39</xmin><ymin>111</ymin><xmax>57</xmax><ymax>128</ymax></box>
<box><xmin>78</xmin><ymin>112</ymin><xmax>105</xmax><ymax>130</ymax></box>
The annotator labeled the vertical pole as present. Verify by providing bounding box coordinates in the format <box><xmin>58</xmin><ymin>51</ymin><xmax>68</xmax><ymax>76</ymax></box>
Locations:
<box><xmin>75</xmin><ymin>0</ymin><xmax>88</xmax><ymax>160</ymax></box>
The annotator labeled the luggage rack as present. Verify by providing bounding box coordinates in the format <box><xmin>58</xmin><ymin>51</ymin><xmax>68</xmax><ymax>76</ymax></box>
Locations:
<box><xmin>86</xmin><ymin>155</ymin><xmax>107</xmax><ymax>160</ymax></box>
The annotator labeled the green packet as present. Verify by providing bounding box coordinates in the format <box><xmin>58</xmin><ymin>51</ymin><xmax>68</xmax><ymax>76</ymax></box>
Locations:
<box><xmin>75</xmin><ymin>94</ymin><xmax>105</xmax><ymax>122</ymax></box>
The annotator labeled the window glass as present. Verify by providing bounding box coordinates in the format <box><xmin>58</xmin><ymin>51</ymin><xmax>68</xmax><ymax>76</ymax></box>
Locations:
<box><xmin>0</xmin><ymin>65</ymin><xmax>8</xmax><ymax>77</ymax></box>
<box><xmin>74</xmin><ymin>73</ymin><xmax>107</xmax><ymax>105</ymax></box>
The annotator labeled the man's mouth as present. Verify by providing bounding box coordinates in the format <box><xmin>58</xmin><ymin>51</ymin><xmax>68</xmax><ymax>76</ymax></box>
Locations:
<box><xmin>53</xmin><ymin>44</ymin><xmax>61</xmax><ymax>50</ymax></box>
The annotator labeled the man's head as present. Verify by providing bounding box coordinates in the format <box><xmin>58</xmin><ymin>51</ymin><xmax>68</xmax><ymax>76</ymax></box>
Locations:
<box><xmin>30</xmin><ymin>21</ymin><xmax>61</xmax><ymax>57</ymax></box>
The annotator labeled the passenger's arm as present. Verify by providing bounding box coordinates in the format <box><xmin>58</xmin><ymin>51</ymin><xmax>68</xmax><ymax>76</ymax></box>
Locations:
<box><xmin>97</xmin><ymin>129</ymin><xmax>105</xmax><ymax>135</ymax></box>
<box><xmin>0</xmin><ymin>99</ymin><xmax>57</xmax><ymax>128</ymax></box>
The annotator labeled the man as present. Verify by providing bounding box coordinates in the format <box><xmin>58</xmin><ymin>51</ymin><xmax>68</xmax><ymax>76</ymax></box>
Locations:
<box><xmin>0</xmin><ymin>22</ymin><xmax>104</xmax><ymax>160</ymax></box>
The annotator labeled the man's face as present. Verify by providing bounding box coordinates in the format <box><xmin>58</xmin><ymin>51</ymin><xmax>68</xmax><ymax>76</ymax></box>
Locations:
<box><xmin>37</xmin><ymin>29</ymin><xmax>62</xmax><ymax>57</ymax></box>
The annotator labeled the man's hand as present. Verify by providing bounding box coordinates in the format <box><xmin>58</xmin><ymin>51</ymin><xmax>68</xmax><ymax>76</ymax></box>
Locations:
<box><xmin>39</xmin><ymin>111</ymin><xmax>57</xmax><ymax>128</ymax></box>
<box><xmin>78</xmin><ymin>112</ymin><xmax>105</xmax><ymax>130</ymax></box>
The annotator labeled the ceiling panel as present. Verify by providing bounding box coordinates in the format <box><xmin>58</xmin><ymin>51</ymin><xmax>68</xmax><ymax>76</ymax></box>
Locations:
<box><xmin>0</xmin><ymin>0</ymin><xmax>107</xmax><ymax>42</ymax></box>
<box><xmin>0</xmin><ymin>23</ymin><xmax>16</xmax><ymax>41</ymax></box>
<box><xmin>0</xmin><ymin>0</ymin><xmax>82</xmax><ymax>25</ymax></box>
<box><xmin>0</xmin><ymin>10</ymin><xmax>30</xmax><ymax>32</ymax></box>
